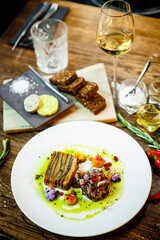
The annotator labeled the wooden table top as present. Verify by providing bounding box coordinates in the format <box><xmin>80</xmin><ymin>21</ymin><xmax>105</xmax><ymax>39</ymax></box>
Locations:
<box><xmin>0</xmin><ymin>1</ymin><xmax>160</xmax><ymax>239</ymax></box>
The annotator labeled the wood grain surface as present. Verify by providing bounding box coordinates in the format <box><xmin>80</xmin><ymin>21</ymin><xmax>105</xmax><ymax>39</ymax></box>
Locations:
<box><xmin>0</xmin><ymin>1</ymin><xmax>160</xmax><ymax>240</ymax></box>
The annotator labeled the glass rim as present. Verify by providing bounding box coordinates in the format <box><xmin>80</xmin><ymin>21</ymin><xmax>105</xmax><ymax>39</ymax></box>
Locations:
<box><xmin>30</xmin><ymin>18</ymin><xmax>68</xmax><ymax>42</ymax></box>
<box><xmin>119</xmin><ymin>78</ymin><xmax>147</xmax><ymax>93</ymax></box>
<box><xmin>138</xmin><ymin>103</ymin><xmax>160</xmax><ymax>114</ymax></box>
<box><xmin>151</xmin><ymin>76</ymin><xmax>160</xmax><ymax>93</ymax></box>
<box><xmin>102</xmin><ymin>0</ymin><xmax>132</xmax><ymax>17</ymax></box>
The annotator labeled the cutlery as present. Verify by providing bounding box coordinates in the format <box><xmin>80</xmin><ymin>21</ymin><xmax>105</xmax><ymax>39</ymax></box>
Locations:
<box><xmin>12</xmin><ymin>1</ymin><xmax>50</xmax><ymax>51</ymax></box>
<box><xmin>25</xmin><ymin>3</ymin><xmax>59</xmax><ymax>43</ymax></box>
<box><xmin>125</xmin><ymin>60</ymin><xmax>151</xmax><ymax>97</ymax></box>
<box><xmin>28</xmin><ymin>65</ymin><xmax>69</xmax><ymax>103</ymax></box>
<box><xmin>43</xmin><ymin>2</ymin><xmax>58</xmax><ymax>20</ymax></box>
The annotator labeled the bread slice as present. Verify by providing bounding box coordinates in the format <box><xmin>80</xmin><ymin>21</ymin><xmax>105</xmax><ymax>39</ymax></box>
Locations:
<box><xmin>49</xmin><ymin>70</ymin><xmax>77</xmax><ymax>86</ymax></box>
<box><xmin>24</xmin><ymin>94</ymin><xmax>41</xmax><ymax>113</ymax></box>
<box><xmin>44</xmin><ymin>151</ymin><xmax>77</xmax><ymax>190</ymax></box>
<box><xmin>57</xmin><ymin>77</ymin><xmax>85</xmax><ymax>94</ymax></box>
<box><xmin>75</xmin><ymin>92</ymin><xmax>106</xmax><ymax>115</ymax></box>
<box><xmin>77</xmin><ymin>81</ymin><xmax>98</xmax><ymax>98</ymax></box>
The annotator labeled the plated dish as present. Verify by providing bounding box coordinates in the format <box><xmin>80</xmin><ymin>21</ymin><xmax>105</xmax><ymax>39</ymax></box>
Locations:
<box><xmin>11</xmin><ymin>121</ymin><xmax>152</xmax><ymax>237</ymax></box>
<box><xmin>33</xmin><ymin>143</ymin><xmax>125</xmax><ymax>221</ymax></box>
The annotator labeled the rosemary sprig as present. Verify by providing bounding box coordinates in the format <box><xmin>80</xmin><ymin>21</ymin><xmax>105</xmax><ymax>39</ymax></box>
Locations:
<box><xmin>117</xmin><ymin>112</ymin><xmax>160</xmax><ymax>150</ymax></box>
<box><xmin>0</xmin><ymin>139</ymin><xmax>10</xmax><ymax>165</ymax></box>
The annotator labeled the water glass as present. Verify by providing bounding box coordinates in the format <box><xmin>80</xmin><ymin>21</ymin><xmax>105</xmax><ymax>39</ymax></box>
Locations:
<box><xmin>117</xmin><ymin>78</ymin><xmax>148</xmax><ymax>114</ymax></box>
<box><xmin>148</xmin><ymin>76</ymin><xmax>160</xmax><ymax>104</ymax></box>
<box><xmin>31</xmin><ymin>19</ymin><xmax>68</xmax><ymax>74</ymax></box>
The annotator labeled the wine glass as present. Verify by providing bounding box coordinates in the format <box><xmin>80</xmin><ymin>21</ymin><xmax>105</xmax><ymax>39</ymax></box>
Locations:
<box><xmin>96</xmin><ymin>0</ymin><xmax>135</xmax><ymax>98</ymax></box>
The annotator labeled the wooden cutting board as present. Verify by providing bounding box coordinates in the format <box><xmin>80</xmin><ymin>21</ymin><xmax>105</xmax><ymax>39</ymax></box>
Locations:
<box><xmin>3</xmin><ymin>63</ymin><xmax>117</xmax><ymax>133</ymax></box>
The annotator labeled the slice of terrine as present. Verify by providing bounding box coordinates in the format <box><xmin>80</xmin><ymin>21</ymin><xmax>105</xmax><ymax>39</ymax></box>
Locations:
<box><xmin>44</xmin><ymin>151</ymin><xmax>78</xmax><ymax>190</ymax></box>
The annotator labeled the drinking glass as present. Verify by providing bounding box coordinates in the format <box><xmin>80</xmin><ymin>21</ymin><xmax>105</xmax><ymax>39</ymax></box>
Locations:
<box><xmin>31</xmin><ymin>19</ymin><xmax>68</xmax><ymax>74</ymax></box>
<box><xmin>117</xmin><ymin>78</ymin><xmax>147</xmax><ymax>114</ymax></box>
<box><xmin>96</xmin><ymin>0</ymin><xmax>135</xmax><ymax>97</ymax></box>
<box><xmin>137</xmin><ymin>102</ymin><xmax>160</xmax><ymax>132</ymax></box>
<box><xmin>148</xmin><ymin>76</ymin><xmax>160</xmax><ymax>104</ymax></box>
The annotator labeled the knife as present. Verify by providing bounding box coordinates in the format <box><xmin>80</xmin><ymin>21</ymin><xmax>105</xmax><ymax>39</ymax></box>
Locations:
<box><xmin>28</xmin><ymin>65</ymin><xmax>69</xmax><ymax>104</ymax></box>
<box><xmin>12</xmin><ymin>1</ymin><xmax>50</xmax><ymax>51</ymax></box>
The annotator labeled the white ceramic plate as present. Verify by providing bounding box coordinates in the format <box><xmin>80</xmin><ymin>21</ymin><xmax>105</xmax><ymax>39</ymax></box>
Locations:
<box><xmin>11</xmin><ymin>121</ymin><xmax>152</xmax><ymax>237</ymax></box>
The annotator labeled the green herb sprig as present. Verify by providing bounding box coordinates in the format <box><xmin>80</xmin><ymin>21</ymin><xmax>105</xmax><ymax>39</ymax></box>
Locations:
<box><xmin>0</xmin><ymin>139</ymin><xmax>10</xmax><ymax>165</ymax></box>
<box><xmin>117</xmin><ymin>112</ymin><xmax>160</xmax><ymax>150</ymax></box>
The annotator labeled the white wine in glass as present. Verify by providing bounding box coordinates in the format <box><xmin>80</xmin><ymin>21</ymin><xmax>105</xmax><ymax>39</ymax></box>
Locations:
<box><xmin>96</xmin><ymin>0</ymin><xmax>135</xmax><ymax>97</ymax></box>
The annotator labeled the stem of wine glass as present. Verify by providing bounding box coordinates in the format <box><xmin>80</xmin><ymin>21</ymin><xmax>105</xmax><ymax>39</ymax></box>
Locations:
<box><xmin>112</xmin><ymin>56</ymin><xmax>118</xmax><ymax>98</ymax></box>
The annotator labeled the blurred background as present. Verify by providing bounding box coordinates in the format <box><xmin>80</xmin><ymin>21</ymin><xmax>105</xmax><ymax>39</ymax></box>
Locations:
<box><xmin>0</xmin><ymin>0</ymin><xmax>28</xmax><ymax>36</ymax></box>
<box><xmin>0</xmin><ymin>0</ymin><xmax>160</xmax><ymax>36</ymax></box>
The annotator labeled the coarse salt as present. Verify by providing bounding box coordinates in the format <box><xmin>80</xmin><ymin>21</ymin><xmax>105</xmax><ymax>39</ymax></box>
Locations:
<box><xmin>118</xmin><ymin>86</ymin><xmax>145</xmax><ymax>106</ymax></box>
<box><xmin>118</xmin><ymin>85</ymin><xmax>147</xmax><ymax>114</ymax></box>
<box><xmin>10</xmin><ymin>76</ymin><xmax>31</xmax><ymax>95</ymax></box>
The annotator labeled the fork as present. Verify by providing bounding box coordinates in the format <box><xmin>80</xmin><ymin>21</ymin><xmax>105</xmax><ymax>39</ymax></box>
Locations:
<box><xmin>43</xmin><ymin>2</ymin><xmax>58</xmax><ymax>20</ymax></box>
<box><xmin>28</xmin><ymin>3</ymin><xmax>58</xmax><ymax>40</ymax></box>
<box><xmin>19</xmin><ymin>3</ymin><xmax>59</xmax><ymax>47</ymax></box>
<box><xmin>125</xmin><ymin>60</ymin><xmax>151</xmax><ymax>97</ymax></box>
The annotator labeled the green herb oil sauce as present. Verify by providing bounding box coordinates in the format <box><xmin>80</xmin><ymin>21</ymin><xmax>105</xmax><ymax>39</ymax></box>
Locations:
<box><xmin>31</xmin><ymin>144</ymin><xmax>125</xmax><ymax>221</ymax></box>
